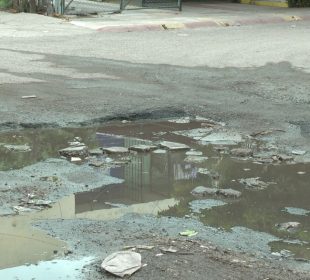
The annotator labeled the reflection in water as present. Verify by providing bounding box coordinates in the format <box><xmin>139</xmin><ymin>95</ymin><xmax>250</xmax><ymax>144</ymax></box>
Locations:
<box><xmin>0</xmin><ymin>119</ymin><xmax>310</xmax><ymax>272</ymax></box>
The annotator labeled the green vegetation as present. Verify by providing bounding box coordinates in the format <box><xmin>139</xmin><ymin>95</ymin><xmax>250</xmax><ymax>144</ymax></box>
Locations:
<box><xmin>0</xmin><ymin>0</ymin><xmax>11</xmax><ymax>9</ymax></box>
<box><xmin>288</xmin><ymin>0</ymin><xmax>310</xmax><ymax>6</ymax></box>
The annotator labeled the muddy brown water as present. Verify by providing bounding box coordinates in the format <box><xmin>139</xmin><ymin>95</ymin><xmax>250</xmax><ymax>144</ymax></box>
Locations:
<box><xmin>0</xmin><ymin>119</ymin><xmax>309</xmax><ymax>277</ymax></box>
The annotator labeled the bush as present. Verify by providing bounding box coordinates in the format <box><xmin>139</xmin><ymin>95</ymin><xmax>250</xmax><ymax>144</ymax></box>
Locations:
<box><xmin>288</xmin><ymin>0</ymin><xmax>310</xmax><ymax>6</ymax></box>
<box><xmin>0</xmin><ymin>0</ymin><xmax>12</xmax><ymax>8</ymax></box>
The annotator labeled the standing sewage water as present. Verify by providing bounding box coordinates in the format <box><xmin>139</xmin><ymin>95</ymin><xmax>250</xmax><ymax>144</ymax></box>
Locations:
<box><xmin>0</xmin><ymin>118</ymin><xmax>309</xmax><ymax>279</ymax></box>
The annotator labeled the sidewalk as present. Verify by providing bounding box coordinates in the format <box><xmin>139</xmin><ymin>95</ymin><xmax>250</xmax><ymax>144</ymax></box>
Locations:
<box><xmin>69</xmin><ymin>1</ymin><xmax>310</xmax><ymax>32</ymax></box>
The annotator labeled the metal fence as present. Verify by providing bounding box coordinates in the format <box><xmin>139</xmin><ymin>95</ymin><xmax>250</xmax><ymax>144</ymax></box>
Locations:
<box><xmin>53</xmin><ymin>0</ymin><xmax>181</xmax><ymax>15</ymax></box>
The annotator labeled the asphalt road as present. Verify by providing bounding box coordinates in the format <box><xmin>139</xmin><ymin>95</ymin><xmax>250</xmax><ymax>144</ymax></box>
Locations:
<box><xmin>0</xmin><ymin>17</ymin><xmax>309</xmax><ymax>150</ymax></box>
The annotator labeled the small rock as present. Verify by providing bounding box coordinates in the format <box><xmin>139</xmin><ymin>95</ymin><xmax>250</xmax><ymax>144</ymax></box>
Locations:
<box><xmin>238</xmin><ymin>177</ymin><xmax>271</xmax><ymax>190</ymax></box>
<box><xmin>102</xmin><ymin>147</ymin><xmax>129</xmax><ymax>154</ymax></box>
<box><xmin>129</xmin><ymin>144</ymin><xmax>158</xmax><ymax>152</ymax></box>
<box><xmin>59</xmin><ymin>146</ymin><xmax>88</xmax><ymax>157</ymax></box>
<box><xmin>291</xmin><ymin>150</ymin><xmax>306</xmax><ymax>155</ymax></box>
<box><xmin>159</xmin><ymin>141</ymin><xmax>190</xmax><ymax>151</ymax></box>
<box><xmin>276</xmin><ymin>222</ymin><xmax>301</xmax><ymax>232</ymax></box>
<box><xmin>283</xmin><ymin>207</ymin><xmax>310</xmax><ymax>216</ymax></box>
<box><xmin>89</xmin><ymin>148</ymin><xmax>103</xmax><ymax>156</ymax></box>
<box><xmin>191</xmin><ymin>186</ymin><xmax>218</xmax><ymax>196</ymax></box>
<box><xmin>89</xmin><ymin>160</ymin><xmax>105</xmax><ymax>167</ymax></box>
<box><xmin>231</xmin><ymin>148</ymin><xmax>253</xmax><ymax>157</ymax></box>
<box><xmin>218</xmin><ymin>188</ymin><xmax>241</xmax><ymax>198</ymax></box>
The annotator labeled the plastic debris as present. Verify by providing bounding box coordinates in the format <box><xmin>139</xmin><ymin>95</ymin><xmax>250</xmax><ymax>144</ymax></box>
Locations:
<box><xmin>101</xmin><ymin>251</ymin><xmax>142</xmax><ymax>278</ymax></box>
<box><xmin>179</xmin><ymin>230</ymin><xmax>198</xmax><ymax>237</ymax></box>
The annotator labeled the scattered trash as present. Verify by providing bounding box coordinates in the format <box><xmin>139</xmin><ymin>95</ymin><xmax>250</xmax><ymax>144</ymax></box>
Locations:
<box><xmin>297</xmin><ymin>171</ymin><xmax>306</xmax><ymax>175</ymax></box>
<box><xmin>71</xmin><ymin>157</ymin><xmax>82</xmax><ymax>162</ymax></box>
<box><xmin>159</xmin><ymin>141</ymin><xmax>190</xmax><ymax>151</ymax></box>
<box><xmin>21</xmin><ymin>95</ymin><xmax>37</xmax><ymax>99</ymax></box>
<box><xmin>59</xmin><ymin>146</ymin><xmax>88</xmax><ymax>157</ymax></box>
<box><xmin>179</xmin><ymin>230</ymin><xmax>198</xmax><ymax>237</ymax></box>
<box><xmin>275</xmin><ymin>222</ymin><xmax>301</xmax><ymax>232</ymax></box>
<box><xmin>197</xmin><ymin>168</ymin><xmax>219</xmax><ymax>179</ymax></box>
<box><xmin>101</xmin><ymin>251</ymin><xmax>142</xmax><ymax>278</ymax></box>
<box><xmin>238</xmin><ymin>177</ymin><xmax>273</xmax><ymax>190</ymax></box>
<box><xmin>283</xmin><ymin>207</ymin><xmax>310</xmax><ymax>216</ymax></box>
<box><xmin>102</xmin><ymin>147</ymin><xmax>129</xmax><ymax>154</ymax></box>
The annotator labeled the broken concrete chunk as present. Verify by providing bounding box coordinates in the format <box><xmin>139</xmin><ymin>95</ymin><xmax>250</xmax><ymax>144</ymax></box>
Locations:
<box><xmin>101</xmin><ymin>251</ymin><xmax>142</xmax><ymax>278</ymax></box>
<box><xmin>200</xmin><ymin>132</ymin><xmax>243</xmax><ymax>145</ymax></box>
<box><xmin>59</xmin><ymin>146</ymin><xmax>88</xmax><ymax>157</ymax></box>
<box><xmin>218</xmin><ymin>188</ymin><xmax>241</xmax><ymax>198</ymax></box>
<box><xmin>27</xmin><ymin>199</ymin><xmax>52</xmax><ymax>207</ymax></box>
<box><xmin>283</xmin><ymin>207</ymin><xmax>310</xmax><ymax>216</ymax></box>
<box><xmin>89</xmin><ymin>160</ymin><xmax>105</xmax><ymax>167</ymax></box>
<box><xmin>291</xmin><ymin>150</ymin><xmax>306</xmax><ymax>156</ymax></box>
<box><xmin>231</xmin><ymin>148</ymin><xmax>253</xmax><ymax>157</ymax></box>
<box><xmin>101</xmin><ymin>147</ymin><xmax>129</xmax><ymax>154</ymax></box>
<box><xmin>129</xmin><ymin>144</ymin><xmax>158</xmax><ymax>152</ymax></box>
<box><xmin>71</xmin><ymin>157</ymin><xmax>82</xmax><ymax>162</ymax></box>
<box><xmin>159</xmin><ymin>141</ymin><xmax>190</xmax><ymax>151</ymax></box>
<box><xmin>191</xmin><ymin>186</ymin><xmax>218</xmax><ymax>196</ymax></box>
<box><xmin>238</xmin><ymin>177</ymin><xmax>272</xmax><ymax>190</ymax></box>
<box><xmin>189</xmin><ymin>199</ymin><xmax>227</xmax><ymax>213</ymax></box>
<box><xmin>89</xmin><ymin>148</ymin><xmax>103</xmax><ymax>156</ymax></box>
<box><xmin>276</xmin><ymin>222</ymin><xmax>301</xmax><ymax>232</ymax></box>
<box><xmin>197</xmin><ymin>168</ymin><xmax>220</xmax><ymax>179</ymax></box>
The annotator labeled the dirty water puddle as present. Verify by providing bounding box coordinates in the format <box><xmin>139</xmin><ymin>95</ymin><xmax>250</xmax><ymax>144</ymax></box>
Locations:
<box><xmin>0</xmin><ymin>118</ymin><xmax>310</xmax><ymax>276</ymax></box>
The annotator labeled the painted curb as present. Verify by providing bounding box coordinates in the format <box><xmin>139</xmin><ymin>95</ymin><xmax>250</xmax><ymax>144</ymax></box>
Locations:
<box><xmin>95</xmin><ymin>14</ymin><xmax>310</xmax><ymax>32</ymax></box>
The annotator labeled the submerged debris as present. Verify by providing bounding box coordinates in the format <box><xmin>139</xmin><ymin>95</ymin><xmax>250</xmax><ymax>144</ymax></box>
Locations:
<box><xmin>2</xmin><ymin>144</ymin><xmax>31</xmax><ymax>152</ymax></box>
<box><xmin>129</xmin><ymin>144</ymin><xmax>157</xmax><ymax>152</ymax></box>
<box><xmin>59</xmin><ymin>146</ymin><xmax>88</xmax><ymax>157</ymax></box>
<box><xmin>102</xmin><ymin>147</ymin><xmax>129</xmax><ymax>154</ymax></box>
<box><xmin>275</xmin><ymin>222</ymin><xmax>301</xmax><ymax>232</ymax></box>
<box><xmin>200</xmin><ymin>132</ymin><xmax>243</xmax><ymax>145</ymax></box>
<box><xmin>189</xmin><ymin>199</ymin><xmax>227</xmax><ymax>213</ymax></box>
<box><xmin>101</xmin><ymin>251</ymin><xmax>142</xmax><ymax>278</ymax></box>
<box><xmin>191</xmin><ymin>186</ymin><xmax>241</xmax><ymax>198</ymax></box>
<box><xmin>159</xmin><ymin>141</ymin><xmax>190</xmax><ymax>151</ymax></box>
<box><xmin>283</xmin><ymin>207</ymin><xmax>310</xmax><ymax>216</ymax></box>
<box><xmin>231</xmin><ymin>148</ymin><xmax>253</xmax><ymax>157</ymax></box>
<box><xmin>238</xmin><ymin>177</ymin><xmax>273</xmax><ymax>190</ymax></box>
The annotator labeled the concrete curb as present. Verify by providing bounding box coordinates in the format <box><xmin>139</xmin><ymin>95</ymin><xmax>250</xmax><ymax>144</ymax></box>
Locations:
<box><xmin>94</xmin><ymin>14</ymin><xmax>310</xmax><ymax>32</ymax></box>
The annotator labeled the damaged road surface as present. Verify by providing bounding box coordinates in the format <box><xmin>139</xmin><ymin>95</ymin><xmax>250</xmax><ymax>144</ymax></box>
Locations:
<box><xmin>0</xmin><ymin>118</ymin><xmax>309</xmax><ymax>279</ymax></box>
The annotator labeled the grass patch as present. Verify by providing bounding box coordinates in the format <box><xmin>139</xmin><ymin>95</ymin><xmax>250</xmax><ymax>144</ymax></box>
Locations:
<box><xmin>0</xmin><ymin>0</ymin><xmax>12</xmax><ymax>8</ymax></box>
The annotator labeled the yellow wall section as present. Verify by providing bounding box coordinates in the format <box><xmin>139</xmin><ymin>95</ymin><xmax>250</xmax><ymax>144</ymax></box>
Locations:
<box><xmin>240</xmin><ymin>0</ymin><xmax>289</xmax><ymax>7</ymax></box>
